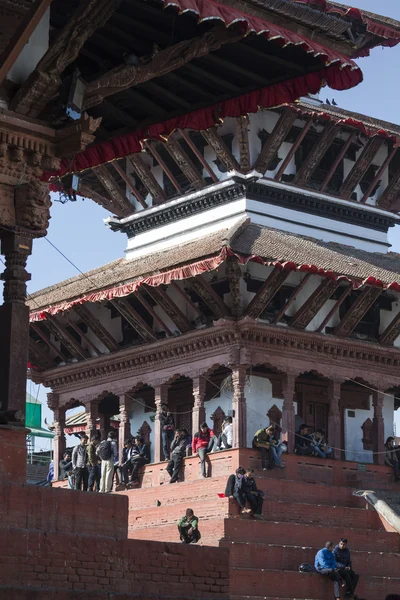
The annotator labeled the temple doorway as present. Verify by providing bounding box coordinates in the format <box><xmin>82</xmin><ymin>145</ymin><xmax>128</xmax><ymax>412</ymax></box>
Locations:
<box><xmin>295</xmin><ymin>372</ymin><xmax>329</xmax><ymax>434</ymax></box>
<box><xmin>168</xmin><ymin>376</ymin><xmax>193</xmax><ymax>435</ymax></box>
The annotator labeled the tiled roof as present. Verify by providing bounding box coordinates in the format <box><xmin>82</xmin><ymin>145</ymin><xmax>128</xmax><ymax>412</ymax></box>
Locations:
<box><xmin>231</xmin><ymin>224</ymin><xmax>400</xmax><ymax>286</ymax></box>
<box><xmin>28</xmin><ymin>226</ymin><xmax>234</xmax><ymax>312</ymax></box>
<box><xmin>64</xmin><ymin>410</ymin><xmax>120</xmax><ymax>427</ymax></box>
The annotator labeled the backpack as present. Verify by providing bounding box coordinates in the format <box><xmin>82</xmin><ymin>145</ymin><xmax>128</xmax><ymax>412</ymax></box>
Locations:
<box><xmin>98</xmin><ymin>440</ymin><xmax>112</xmax><ymax>460</ymax></box>
<box><xmin>298</xmin><ymin>563</ymin><xmax>314</xmax><ymax>573</ymax></box>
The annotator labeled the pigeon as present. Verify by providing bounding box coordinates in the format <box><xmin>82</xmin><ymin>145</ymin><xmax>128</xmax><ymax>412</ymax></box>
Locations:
<box><xmin>332</xmin><ymin>99</ymin><xmax>338</xmax><ymax>106</ymax></box>
<box><xmin>123</xmin><ymin>52</ymin><xmax>139</xmax><ymax>66</ymax></box>
<box><xmin>325</xmin><ymin>99</ymin><xmax>331</xmax><ymax>105</ymax></box>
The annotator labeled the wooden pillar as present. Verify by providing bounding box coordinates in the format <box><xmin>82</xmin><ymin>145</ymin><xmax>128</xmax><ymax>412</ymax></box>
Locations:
<box><xmin>154</xmin><ymin>384</ymin><xmax>169</xmax><ymax>463</ymax></box>
<box><xmin>85</xmin><ymin>399</ymin><xmax>99</xmax><ymax>440</ymax></box>
<box><xmin>118</xmin><ymin>393</ymin><xmax>133</xmax><ymax>462</ymax></box>
<box><xmin>50</xmin><ymin>395</ymin><xmax>65</xmax><ymax>481</ymax></box>
<box><xmin>0</xmin><ymin>232</ymin><xmax>33</xmax><ymax>420</ymax></box>
<box><xmin>281</xmin><ymin>373</ymin><xmax>296</xmax><ymax>453</ymax></box>
<box><xmin>372</xmin><ymin>390</ymin><xmax>385</xmax><ymax>465</ymax></box>
<box><xmin>98</xmin><ymin>414</ymin><xmax>111</xmax><ymax>441</ymax></box>
<box><xmin>192</xmin><ymin>376</ymin><xmax>206</xmax><ymax>435</ymax></box>
<box><xmin>328</xmin><ymin>379</ymin><xmax>342</xmax><ymax>460</ymax></box>
<box><xmin>232</xmin><ymin>365</ymin><xmax>248</xmax><ymax>448</ymax></box>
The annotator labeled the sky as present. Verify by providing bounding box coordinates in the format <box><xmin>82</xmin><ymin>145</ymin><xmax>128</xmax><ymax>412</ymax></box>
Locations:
<box><xmin>13</xmin><ymin>0</ymin><xmax>400</xmax><ymax>447</ymax></box>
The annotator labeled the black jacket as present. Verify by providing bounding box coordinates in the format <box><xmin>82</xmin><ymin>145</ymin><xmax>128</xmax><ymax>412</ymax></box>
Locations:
<box><xmin>160</xmin><ymin>411</ymin><xmax>175</xmax><ymax>430</ymax></box>
<box><xmin>137</xmin><ymin>443</ymin><xmax>151</xmax><ymax>463</ymax></box>
<box><xmin>170</xmin><ymin>437</ymin><xmax>187</xmax><ymax>457</ymax></box>
<box><xmin>295</xmin><ymin>431</ymin><xmax>312</xmax><ymax>448</ymax></box>
<box><xmin>59</xmin><ymin>459</ymin><xmax>72</xmax><ymax>480</ymax></box>
<box><xmin>333</xmin><ymin>545</ymin><xmax>352</xmax><ymax>568</ymax></box>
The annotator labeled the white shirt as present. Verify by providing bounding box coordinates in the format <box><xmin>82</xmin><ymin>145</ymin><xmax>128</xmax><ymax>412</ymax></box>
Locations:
<box><xmin>222</xmin><ymin>423</ymin><xmax>233</xmax><ymax>447</ymax></box>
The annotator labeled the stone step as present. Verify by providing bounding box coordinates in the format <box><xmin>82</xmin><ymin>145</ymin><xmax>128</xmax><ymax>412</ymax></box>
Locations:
<box><xmin>221</xmin><ymin>541</ymin><xmax>400</xmax><ymax>578</ymax></box>
<box><xmin>130</xmin><ymin>520</ymin><xmax>225</xmax><ymax>546</ymax></box>
<box><xmin>223</xmin><ymin>519</ymin><xmax>400</xmax><ymax>552</ymax></box>
<box><xmin>230</xmin><ymin>567</ymin><xmax>400</xmax><ymax>600</ymax></box>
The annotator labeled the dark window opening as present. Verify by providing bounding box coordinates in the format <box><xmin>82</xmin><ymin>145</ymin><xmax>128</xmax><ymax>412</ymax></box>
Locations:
<box><xmin>339</xmin><ymin>293</ymin><xmax>380</xmax><ymax>339</ymax></box>
<box><xmin>259</xmin><ymin>284</ymin><xmax>296</xmax><ymax>321</ymax></box>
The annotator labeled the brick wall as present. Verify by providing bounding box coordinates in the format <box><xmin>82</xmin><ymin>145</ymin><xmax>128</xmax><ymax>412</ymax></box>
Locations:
<box><xmin>0</xmin><ymin>528</ymin><xmax>229</xmax><ymax>598</ymax></box>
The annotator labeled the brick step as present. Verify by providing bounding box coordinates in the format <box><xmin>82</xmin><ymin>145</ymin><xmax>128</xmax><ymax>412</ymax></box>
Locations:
<box><xmin>231</xmin><ymin>597</ymin><xmax>325</xmax><ymax>600</ymax></box>
<box><xmin>230</xmin><ymin>568</ymin><xmax>400</xmax><ymax>600</ymax></box>
<box><xmin>223</xmin><ymin>519</ymin><xmax>400</xmax><ymax>552</ymax></box>
<box><xmin>130</xmin><ymin>520</ymin><xmax>226</xmax><ymax>546</ymax></box>
<box><xmin>221</xmin><ymin>542</ymin><xmax>400</xmax><ymax>578</ymax></box>
<box><xmin>123</xmin><ymin>476</ymin><xmax>365</xmax><ymax>510</ymax></box>
<box><xmin>129</xmin><ymin>498</ymin><xmax>230</xmax><ymax>531</ymax></box>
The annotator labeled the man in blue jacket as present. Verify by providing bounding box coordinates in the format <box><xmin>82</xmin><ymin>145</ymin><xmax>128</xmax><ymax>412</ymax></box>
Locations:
<box><xmin>314</xmin><ymin>541</ymin><xmax>343</xmax><ymax>600</ymax></box>
<box><xmin>333</xmin><ymin>538</ymin><xmax>359</xmax><ymax>597</ymax></box>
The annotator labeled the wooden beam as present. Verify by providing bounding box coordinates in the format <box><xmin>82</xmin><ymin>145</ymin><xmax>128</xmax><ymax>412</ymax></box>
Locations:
<box><xmin>78</xmin><ymin>183</ymin><xmax>126</xmax><ymax>217</ymax></box>
<box><xmin>144</xmin><ymin>285</ymin><xmax>192</xmax><ymax>333</ymax></box>
<box><xmin>315</xmin><ymin>285</ymin><xmax>352</xmax><ymax>333</ymax></box>
<box><xmin>236</xmin><ymin>116</ymin><xmax>251</xmax><ymax>172</ymax></box>
<box><xmin>379</xmin><ymin>172</ymin><xmax>400</xmax><ymax>211</ymax></box>
<box><xmin>30</xmin><ymin>323</ymin><xmax>70</xmax><ymax>363</ymax></box>
<box><xmin>65</xmin><ymin>318</ymin><xmax>101</xmax><ymax>356</ymax></box>
<box><xmin>84</xmin><ymin>25</ymin><xmax>244</xmax><ymax>107</ymax></box>
<box><xmin>319</xmin><ymin>131</ymin><xmax>356</xmax><ymax>193</ymax></box>
<box><xmin>74</xmin><ymin>304</ymin><xmax>120</xmax><ymax>353</ymax></box>
<box><xmin>29</xmin><ymin>337</ymin><xmax>54</xmax><ymax>370</ymax></box>
<box><xmin>111</xmin><ymin>161</ymin><xmax>147</xmax><ymax>209</ymax></box>
<box><xmin>135</xmin><ymin>291</ymin><xmax>172</xmax><ymax>336</ymax></box>
<box><xmin>254</xmin><ymin>109</ymin><xmax>297</xmax><ymax>175</ymax></box>
<box><xmin>202</xmin><ymin>127</ymin><xmax>240</xmax><ymax>172</ymax></box>
<box><xmin>184</xmin><ymin>62</ymin><xmax>238</xmax><ymax>93</ymax></box>
<box><xmin>103</xmin><ymin>99</ymin><xmax>139</xmax><ymax>130</ymax></box>
<box><xmin>111</xmin><ymin>298</ymin><xmax>157</xmax><ymax>343</ymax></box>
<box><xmin>293</xmin><ymin>123</ymin><xmax>338</xmax><ymax>187</ymax></box>
<box><xmin>241</xmin><ymin>40</ymin><xmax>304</xmax><ymax>74</ymax></box>
<box><xmin>290</xmin><ymin>278</ymin><xmax>339</xmax><ymax>330</ymax></box>
<box><xmin>178</xmin><ymin>129</ymin><xmax>218</xmax><ymax>183</ymax></box>
<box><xmin>227</xmin><ymin>256</ymin><xmax>242</xmax><ymax>318</ymax></box>
<box><xmin>92</xmin><ymin>165</ymin><xmax>133</xmax><ymax>216</ymax></box>
<box><xmin>273</xmin><ymin>273</ymin><xmax>312</xmax><ymax>324</ymax></box>
<box><xmin>45</xmin><ymin>316</ymin><xmax>89</xmax><ymax>360</ymax></box>
<box><xmin>166</xmin><ymin>138</ymin><xmax>207</xmax><ymax>190</ymax></box>
<box><xmin>379</xmin><ymin>310</ymin><xmax>400</xmax><ymax>346</ymax></box>
<box><xmin>0</xmin><ymin>0</ymin><xmax>53</xmax><ymax>88</ymax></box>
<box><xmin>275</xmin><ymin>118</ymin><xmax>313</xmax><ymax>181</ymax></box>
<box><xmin>340</xmin><ymin>137</ymin><xmax>385</xmax><ymax>199</ymax></box>
<box><xmin>10</xmin><ymin>0</ymin><xmax>118</xmax><ymax>116</ymax></box>
<box><xmin>145</xmin><ymin>81</ymin><xmax>191</xmax><ymax>110</ymax></box>
<box><xmin>128</xmin><ymin>154</ymin><xmax>167</xmax><ymax>204</ymax></box>
<box><xmin>126</xmin><ymin>88</ymin><xmax>166</xmax><ymax>119</ymax></box>
<box><xmin>144</xmin><ymin>141</ymin><xmax>183</xmax><ymax>195</ymax></box>
<box><xmin>334</xmin><ymin>287</ymin><xmax>382</xmax><ymax>338</ymax></box>
<box><xmin>361</xmin><ymin>147</ymin><xmax>398</xmax><ymax>204</ymax></box>
<box><xmin>188</xmin><ymin>276</ymin><xmax>230</xmax><ymax>319</ymax></box>
<box><xmin>167</xmin><ymin>72</ymin><xmax>211</xmax><ymax>99</ymax></box>
<box><xmin>169</xmin><ymin>282</ymin><xmax>202</xmax><ymax>317</ymax></box>
<box><xmin>246</xmin><ymin>267</ymin><xmax>289</xmax><ymax>319</ymax></box>
<box><xmin>203</xmin><ymin>53</ymin><xmax>267</xmax><ymax>86</ymax></box>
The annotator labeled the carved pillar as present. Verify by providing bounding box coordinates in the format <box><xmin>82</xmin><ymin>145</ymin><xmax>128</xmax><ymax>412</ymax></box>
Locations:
<box><xmin>118</xmin><ymin>393</ymin><xmax>133</xmax><ymax>462</ymax></box>
<box><xmin>232</xmin><ymin>365</ymin><xmax>248</xmax><ymax>448</ymax></box>
<box><xmin>192</xmin><ymin>376</ymin><xmax>207</xmax><ymax>436</ymax></box>
<box><xmin>98</xmin><ymin>413</ymin><xmax>110</xmax><ymax>441</ymax></box>
<box><xmin>49</xmin><ymin>394</ymin><xmax>65</xmax><ymax>481</ymax></box>
<box><xmin>0</xmin><ymin>231</ymin><xmax>33</xmax><ymax>420</ymax></box>
<box><xmin>85</xmin><ymin>399</ymin><xmax>99</xmax><ymax>440</ymax></box>
<box><xmin>328</xmin><ymin>379</ymin><xmax>342</xmax><ymax>460</ymax></box>
<box><xmin>154</xmin><ymin>384</ymin><xmax>169</xmax><ymax>463</ymax></box>
<box><xmin>372</xmin><ymin>390</ymin><xmax>385</xmax><ymax>465</ymax></box>
<box><xmin>281</xmin><ymin>373</ymin><xmax>296</xmax><ymax>453</ymax></box>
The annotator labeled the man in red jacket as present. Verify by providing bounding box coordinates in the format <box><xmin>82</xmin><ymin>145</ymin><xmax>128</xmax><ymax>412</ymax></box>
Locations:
<box><xmin>192</xmin><ymin>422</ymin><xmax>214</xmax><ymax>478</ymax></box>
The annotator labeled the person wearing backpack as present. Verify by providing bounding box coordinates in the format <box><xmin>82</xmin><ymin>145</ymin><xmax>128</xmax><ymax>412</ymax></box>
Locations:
<box><xmin>72</xmin><ymin>435</ymin><xmax>89</xmax><ymax>491</ymax></box>
<box><xmin>97</xmin><ymin>430</ymin><xmax>118</xmax><ymax>493</ymax></box>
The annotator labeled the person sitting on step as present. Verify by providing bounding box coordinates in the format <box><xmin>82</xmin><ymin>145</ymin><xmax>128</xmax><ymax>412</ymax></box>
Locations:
<box><xmin>225</xmin><ymin>467</ymin><xmax>264</xmax><ymax>519</ymax></box>
<box><xmin>252</xmin><ymin>426</ymin><xmax>274</xmax><ymax>470</ymax></box>
<box><xmin>384</xmin><ymin>437</ymin><xmax>400</xmax><ymax>482</ymax></box>
<box><xmin>211</xmin><ymin>416</ymin><xmax>233</xmax><ymax>452</ymax></box>
<box><xmin>310</xmin><ymin>429</ymin><xmax>333</xmax><ymax>459</ymax></box>
<box><xmin>333</xmin><ymin>538</ymin><xmax>359</xmax><ymax>598</ymax></box>
<box><xmin>192</xmin><ymin>422</ymin><xmax>214</xmax><ymax>478</ymax></box>
<box><xmin>294</xmin><ymin>424</ymin><xmax>314</xmax><ymax>456</ymax></box>
<box><xmin>166</xmin><ymin>429</ymin><xmax>187</xmax><ymax>483</ymax></box>
<box><xmin>178</xmin><ymin>508</ymin><xmax>201</xmax><ymax>544</ymax></box>
<box><xmin>315</xmin><ymin>541</ymin><xmax>343</xmax><ymax>600</ymax></box>
<box><xmin>160</xmin><ymin>403</ymin><xmax>175</xmax><ymax>461</ymax></box>
<box><xmin>267</xmin><ymin>425</ymin><xmax>286</xmax><ymax>469</ymax></box>
<box><xmin>127</xmin><ymin>436</ymin><xmax>151</xmax><ymax>487</ymax></box>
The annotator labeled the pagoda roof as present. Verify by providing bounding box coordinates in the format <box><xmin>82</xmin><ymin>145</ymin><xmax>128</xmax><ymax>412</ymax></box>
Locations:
<box><xmin>28</xmin><ymin>220</ymin><xmax>400</xmax><ymax>321</ymax></box>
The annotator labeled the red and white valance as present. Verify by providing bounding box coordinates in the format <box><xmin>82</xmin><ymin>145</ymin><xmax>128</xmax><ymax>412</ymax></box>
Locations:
<box><xmin>45</xmin><ymin>0</ymin><xmax>363</xmax><ymax>180</ymax></box>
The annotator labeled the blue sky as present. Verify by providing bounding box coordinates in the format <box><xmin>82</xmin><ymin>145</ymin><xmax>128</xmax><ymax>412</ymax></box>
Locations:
<box><xmin>19</xmin><ymin>0</ymin><xmax>400</xmax><ymax>446</ymax></box>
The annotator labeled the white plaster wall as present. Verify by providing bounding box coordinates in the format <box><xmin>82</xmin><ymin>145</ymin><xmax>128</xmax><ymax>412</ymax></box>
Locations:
<box><xmin>204</xmin><ymin>388</ymin><xmax>233</xmax><ymax>429</ymax></box>
<box><xmin>380</xmin><ymin>298</ymin><xmax>400</xmax><ymax>348</ymax></box>
<box><xmin>129</xmin><ymin>398</ymin><xmax>155</xmax><ymax>462</ymax></box>
<box><xmin>245</xmin><ymin>375</ymin><xmax>283</xmax><ymax>447</ymax></box>
<box><xmin>8</xmin><ymin>10</ymin><xmax>50</xmax><ymax>85</ymax></box>
<box><xmin>345</xmin><ymin>394</ymin><xmax>394</xmax><ymax>463</ymax></box>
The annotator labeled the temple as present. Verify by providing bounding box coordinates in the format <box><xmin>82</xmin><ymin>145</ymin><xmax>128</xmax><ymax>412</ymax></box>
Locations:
<box><xmin>1</xmin><ymin>0</ymin><xmax>400</xmax><ymax>599</ymax></box>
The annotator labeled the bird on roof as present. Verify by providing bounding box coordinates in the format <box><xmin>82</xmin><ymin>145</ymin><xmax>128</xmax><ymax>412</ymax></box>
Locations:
<box><xmin>325</xmin><ymin>99</ymin><xmax>331</xmax><ymax>105</ymax></box>
<box><xmin>332</xmin><ymin>99</ymin><xmax>338</xmax><ymax>106</ymax></box>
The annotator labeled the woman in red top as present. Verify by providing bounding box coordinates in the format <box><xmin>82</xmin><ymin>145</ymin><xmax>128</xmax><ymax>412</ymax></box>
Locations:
<box><xmin>192</xmin><ymin>422</ymin><xmax>214</xmax><ymax>478</ymax></box>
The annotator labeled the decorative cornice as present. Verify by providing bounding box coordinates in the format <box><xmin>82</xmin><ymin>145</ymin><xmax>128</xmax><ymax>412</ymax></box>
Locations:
<box><xmin>32</xmin><ymin>319</ymin><xmax>400</xmax><ymax>392</ymax></box>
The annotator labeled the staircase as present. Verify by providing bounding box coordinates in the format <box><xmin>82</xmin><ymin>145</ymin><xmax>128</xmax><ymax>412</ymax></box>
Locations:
<box><xmin>124</xmin><ymin>452</ymin><xmax>400</xmax><ymax>600</ymax></box>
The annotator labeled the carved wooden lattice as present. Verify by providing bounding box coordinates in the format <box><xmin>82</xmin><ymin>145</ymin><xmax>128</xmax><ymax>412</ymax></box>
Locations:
<box><xmin>267</xmin><ymin>404</ymin><xmax>282</xmax><ymax>430</ymax></box>
<box><xmin>361</xmin><ymin>418</ymin><xmax>373</xmax><ymax>451</ymax></box>
<box><xmin>138</xmin><ymin>420</ymin><xmax>152</xmax><ymax>445</ymax></box>
<box><xmin>177</xmin><ymin>404</ymin><xmax>192</xmax><ymax>436</ymax></box>
<box><xmin>210</xmin><ymin>406</ymin><xmax>226</xmax><ymax>436</ymax></box>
